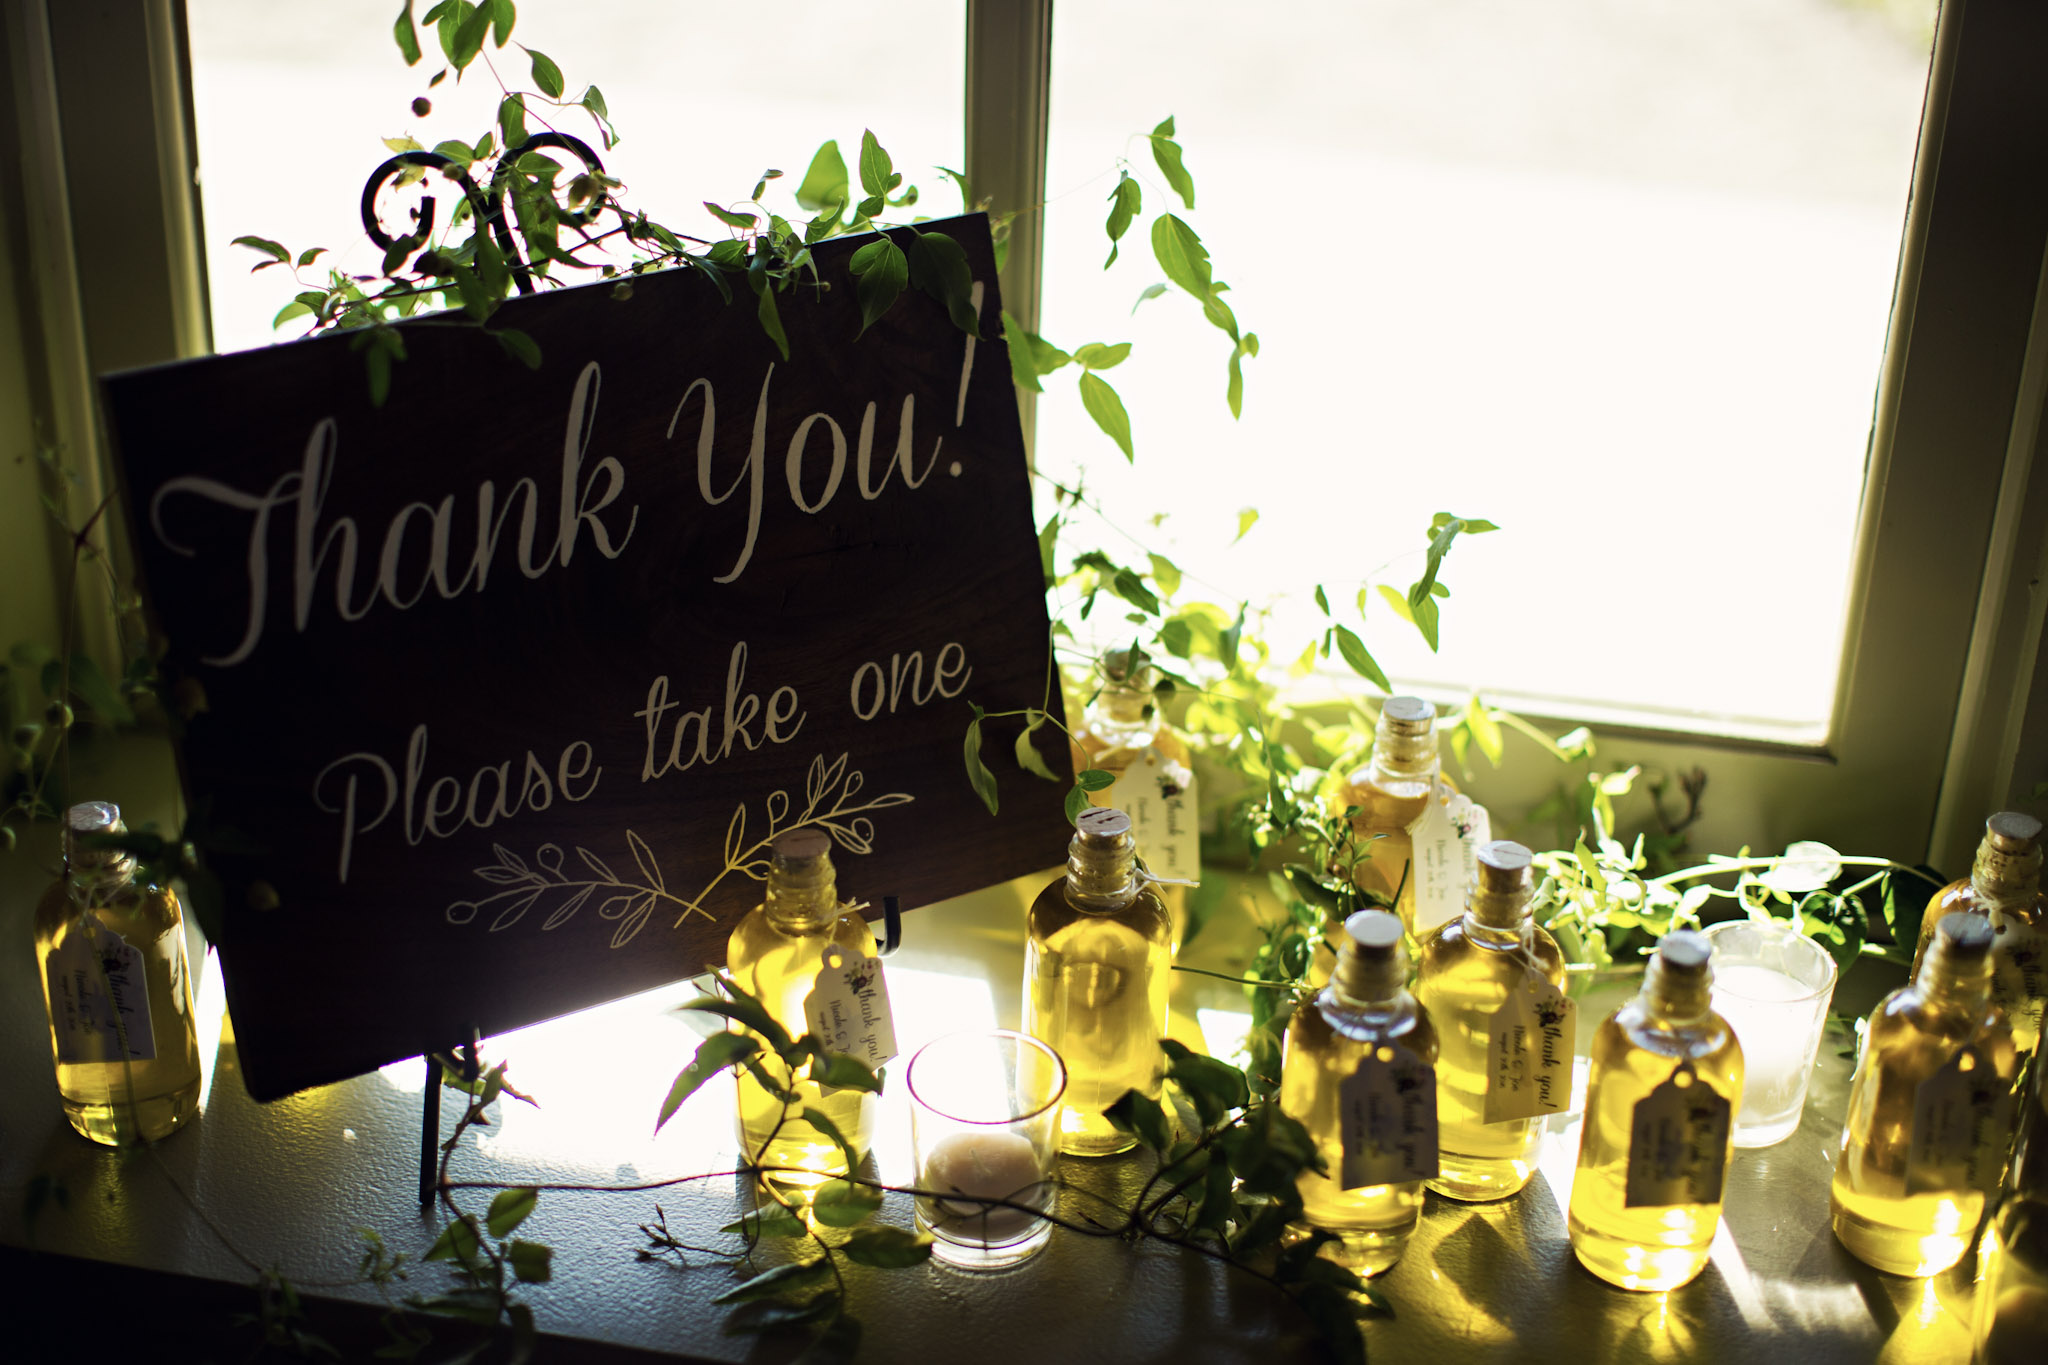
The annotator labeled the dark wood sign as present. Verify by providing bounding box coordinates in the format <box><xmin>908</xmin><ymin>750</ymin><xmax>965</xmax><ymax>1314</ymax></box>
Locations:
<box><xmin>102</xmin><ymin>214</ymin><xmax>1069</xmax><ymax>1101</ymax></box>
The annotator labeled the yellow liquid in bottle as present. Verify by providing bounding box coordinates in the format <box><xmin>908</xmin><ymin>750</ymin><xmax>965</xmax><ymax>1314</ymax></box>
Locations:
<box><xmin>1281</xmin><ymin>992</ymin><xmax>1438</xmax><ymax>1272</ymax></box>
<box><xmin>34</xmin><ymin>877</ymin><xmax>203</xmax><ymax>1146</ymax></box>
<box><xmin>1024</xmin><ymin>877</ymin><xmax>1172</xmax><ymax>1156</ymax></box>
<box><xmin>727</xmin><ymin>907</ymin><xmax>878</xmax><ymax>1188</ymax></box>
<box><xmin>1567</xmin><ymin>1005</ymin><xmax>1741</xmax><ymax>1291</ymax></box>
<box><xmin>1416</xmin><ymin>917</ymin><xmax>1566</xmax><ymax>1199</ymax></box>
<box><xmin>1830</xmin><ymin>986</ymin><xmax>2019</xmax><ymax>1276</ymax></box>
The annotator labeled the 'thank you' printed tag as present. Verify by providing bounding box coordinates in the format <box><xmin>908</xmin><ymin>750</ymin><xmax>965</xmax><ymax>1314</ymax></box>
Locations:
<box><xmin>1338</xmin><ymin>1043</ymin><xmax>1439</xmax><ymax>1188</ymax></box>
<box><xmin>1623</xmin><ymin>1061</ymin><xmax>1732</xmax><ymax>1208</ymax></box>
<box><xmin>1483</xmin><ymin>971</ymin><xmax>1575</xmax><ymax>1124</ymax></box>
<box><xmin>804</xmin><ymin>944</ymin><xmax>898</xmax><ymax>1072</ymax></box>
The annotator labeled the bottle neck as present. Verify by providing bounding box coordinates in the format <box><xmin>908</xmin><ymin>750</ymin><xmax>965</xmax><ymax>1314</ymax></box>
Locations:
<box><xmin>1971</xmin><ymin>835</ymin><xmax>2042</xmax><ymax>910</ymax></box>
<box><xmin>1465</xmin><ymin>876</ymin><xmax>1532</xmax><ymax>936</ymax></box>
<box><xmin>1088</xmin><ymin>684</ymin><xmax>1159</xmax><ymax>746</ymax></box>
<box><xmin>1637</xmin><ymin>954</ymin><xmax>1711</xmax><ymax>1025</ymax></box>
<box><xmin>1331</xmin><ymin>944</ymin><xmax>1405</xmax><ymax>1008</ymax></box>
<box><xmin>66</xmin><ymin>858</ymin><xmax>137</xmax><ymax>908</ymax></box>
<box><xmin>1066</xmin><ymin>830</ymin><xmax>1140</xmax><ymax>912</ymax></box>
<box><xmin>764</xmin><ymin>857</ymin><xmax>839</xmax><ymax>933</ymax></box>
<box><xmin>1372</xmin><ymin>716</ymin><xmax>1438</xmax><ymax>783</ymax></box>
<box><xmin>1913</xmin><ymin>936</ymin><xmax>1995</xmax><ymax>1015</ymax></box>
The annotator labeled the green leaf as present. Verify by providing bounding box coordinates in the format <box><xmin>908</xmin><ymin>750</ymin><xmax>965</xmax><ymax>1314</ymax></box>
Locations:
<box><xmin>1376</xmin><ymin>583</ymin><xmax>1415</xmax><ymax>626</ymax></box>
<box><xmin>1063</xmin><ymin>785</ymin><xmax>1093</xmax><ymax>824</ymax></box>
<box><xmin>795</xmin><ymin>140</ymin><xmax>849</xmax><ymax>214</ymax></box>
<box><xmin>498</xmin><ymin>93</ymin><xmax>526</xmax><ymax>149</ymax></box>
<box><xmin>1104</xmin><ymin>1089</ymin><xmax>1172</xmax><ymax>1152</ymax></box>
<box><xmin>840</xmin><ymin>1226</ymin><xmax>934</xmax><ymax>1269</ymax></box>
<box><xmin>964</xmin><ymin>713</ymin><xmax>999</xmax><ymax>815</ymax></box>
<box><xmin>1014</xmin><ymin>721</ymin><xmax>1059</xmax><ymax>781</ymax></box>
<box><xmin>800</xmin><ymin>1106</ymin><xmax>862</xmax><ymax>1175</ymax></box>
<box><xmin>1149</xmin><ymin>116</ymin><xmax>1196</xmax><ymax>208</ymax></box>
<box><xmin>424</xmin><ymin>1215</ymin><xmax>481</xmax><ymax>1267</ymax></box>
<box><xmin>506</xmin><ymin>1238</ymin><xmax>551</xmax><ymax>1285</ymax></box>
<box><xmin>1104</xmin><ymin>172</ymin><xmax>1142</xmax><ymax>267</ymax></box>
<box><xmin>810</xmin><ymin>1051</ymin><xmax>884</xmax><ymax>1094</ymax></box>
<box><xmin>848</xmin><ymin>236</ymin><xmax>908</xmax><ymax>338</ymax></box>
<box><xmin>485</xmin><ymin>1186</ymin><xmax>538</xmax><ymax>1238</ymax></box>
<box><xmin>1226</xmin><ymin>335</ymin><xmax>1254</xmax><ymax>418</ymax></box>
<box><xmin>66</xmin><ymin>653</ymin><xmax>134</xmax><ymax>725</ymax></box>
<box><xmin>488</xmin><ymin>0</ymin><xmax>514</xmax><ymax>47</ymax></box>
<box><xmin>1072</xmin><ymin>341</ymin><xmax>1131</xmax><ymax>371</ymax></box>
<box><xmin>1161</xmin><ymin>1039</ymin><xmax>1250</xmax><ymax>1126</ymax></box>
<box><xmin>1133</xmin><ymin>282</ymin><xmax>1168</xmax><ymax>312</ymax></box>
<box><xmin>657</xmin><ymin>1032</ymin><xmax>760</xmax><ymax>1133</ymax></box>
<box><xmin>857</xmin><ymin>130</ymin><xmax>894</xmax><ymax>198</ymax></box>
<box><xmin>1001</xmin><ymin>313</ymin><xmax>1044</xmax><ymax>394</ymax></box>
<box><xmin>231</xmin><ymin>235</ymin><xmax>291</xmax><ymax>265</ymax></box>
<box><xmin>1330</xmin><ymin>625</ymin><xmax>1390</xmax><ymax>692</ymax></box>
<box><xmin>721</xmin><ymin>1205</ymin><xmax>808</xmax><ymax>1240</ymax></box>
<box><xmin>1150</xmin><ymin>214</ymin><xmax>1212</xmax><ymax>300</ymax></box>
<box><xmin>703</xmin><ymin>201</ymin><xmax>759</xmax><ymax>230</ymax></box>
<box><xmin>494</xmin><ymin>327</ymin><xmax>542</xmax><ymax>370</ymax></box>
<box><xmin>526</xmin><ymin>47</ymin><xmax>563</xmax><ymax>98</ymax></box>
<box><xmin>811</xmin><ymin>1178</ymin><xmax>884</xmax><ymax>1227</ymax></box>
<box><xmin>713</xmin><ymin>1259</ymin><xmax>834</xmax><ymax>1305</ymax></box>
<box><xmin>1313</xmin><ymin>585</ymin><xmax>1330</xmax><ymax>616</ymax></box>
<box><xmin>1076</xmin><ymin>768</ymin><xmax>1116</xmax><ymax>793</ymax></box>
<box><xmin>1148</xmin><ymin>553</ymin><xmax>1182</xmax><ymax>598</ymax></box>
<box><xmin>365</xmin><ymin>345</ymin><xmax>394</xmax><ymax>409</ymax></box>
<box><xmin>393</xmin><ymin>2</ymin><xmax>423</xmax><ymax>65</ymax></box>
<box><xmin>906</xmin><ymin>229</ymin><xmax>979</xmax><ymax>334</ymax></box>
<box><xmin>1078</xmin><ymin>372</ymin><xmax>1134</xmax><ymax>461</ymax></box>
<box><xmin>451</xmin><ymin>0</ymin><xmax>490</xmax><ymax>69</ymax></box>
<box><xmin>1037</xmin><ymin>514</ymin><xmax>1061</xmax><ymax>587</ymax></box>
<box><xmin>1219</xmin><ymin>604</ymin><xmax>1246</xmax><ymax>671</ymax></box>
<box><xmin>1234</xmin><ymin>508</ymin><xmax>1259</xmax><ymax>542</ymax></box>
<box><xmin>679</xmin><ymin>985</ymin><xmax>794</xmax><ymax>1054</ymax></box>
<box><xmin>1411</xmin><ymin>595</ymin><xmax>1440</xmax><ymax>652</ymax></box>
<box><xmin>753</xmin><ymin>273</ymin><xmax>790</xmax><ymax>361</ymax></box>
<box><xmin>1464</xmin><ymin>696</ymin><xmax>1504</xmax><ymax>766</ymax></box>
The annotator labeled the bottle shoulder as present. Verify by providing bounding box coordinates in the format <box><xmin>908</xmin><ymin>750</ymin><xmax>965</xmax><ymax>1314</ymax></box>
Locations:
<box><xmin>1027</xmin><ymin>877</ymin><xmax>1171</xmax><ymax>943</ymax></box>
<box><xmin>1289</xmin><ymin>992</ymin><xmax>1438</xmax><ymax>1063</ymax></box>
<box><xmin>1598</xmin><ymin>1000</ymin><xmax>1741</xmax><ymax>1067</ymax></box>
<box><xmin>1865</xmin><ymin>988</ymin><xmax>2020</xmax><ymax>1075</ymax></box>
<box><xmin>34</xmin><ymin>875</ymin><xmax>181</xmax><ymax>948</ymax></box>
<box><xmin>1418</xmin><ymin>918</ymin><xmax>1565</xmax><ymax>984</ymax></box>
<box><xmin>727</xmin><ymin>904</ymin><xmax>877</xmax><ymax>968</ymax></box>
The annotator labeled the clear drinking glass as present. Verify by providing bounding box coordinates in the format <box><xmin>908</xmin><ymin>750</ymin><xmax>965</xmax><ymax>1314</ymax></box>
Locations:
<box><xmin>1703</xmin><ymin>918</ymin><xmax>1839</xmax><ymax>1147</ymax></box>
<box><xmin>906</xmin><ymin>1030</ymin><xmax>1066</xmax><ymax>1270</ymax></box>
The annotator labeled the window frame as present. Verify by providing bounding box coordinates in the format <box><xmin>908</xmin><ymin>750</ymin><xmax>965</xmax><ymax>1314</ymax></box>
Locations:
<box><xmin>9</xmin><ymin>0</ymin><xmax>2045</xmax><ymax>868</ymax></box>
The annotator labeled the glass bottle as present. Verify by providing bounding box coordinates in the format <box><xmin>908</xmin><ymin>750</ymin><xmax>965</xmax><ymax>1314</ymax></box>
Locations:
<box><xmin>726</xmin><ymin>827</ymin><xmax>879</xmax><ymax>1189</ymax></box>
<box><xmin>33</xmin><ymin>801</ymin><xmax>203</xmax><ymax>1145</ymax></box>
<box><xmin>1973</xmin><ymin>1052</ymin><xmax>2048</xmax><ymax>1364</ymax></box>
<box><xmin>1068</xmin><ymin>649</ymin><xmax>1198</xmax><ymax>948</ymax></box>
<box><xmin>1832</xmin><ymin>913</ymin><xmax>2022</xmax><ymax>1276</ymax></box>
<box><xmin>1314</xmin><ymin>697</ymin><xmax>1487</xmax><ymax>985</ymax></box>
<box><xmin>1024</xmin><ymin>806</ymin><xmax>1173</xmax><ymax>1156</ymax></box>
<box><xmin>1415</xmin><ymin>839</ymin><xmax>1571</xmax><ymax>1200</ymax></box>
<box><xmin>1281</xmin><ymin>908</ymin><xmax>1439</xmax><ymax>1274</ymax></box>
<box><xmin>1567</xmin><ymin>930</ymin><xmax>1743</xmax><ymax>1291</ymax></box>
<box><xmin>1914</xmin><ymin>811</ymin><xmax>2045</xmax><ymax>1059</ymax></box>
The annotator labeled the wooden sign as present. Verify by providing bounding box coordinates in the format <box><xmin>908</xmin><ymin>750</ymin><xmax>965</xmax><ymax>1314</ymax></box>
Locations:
<box><xmin>102</xmin><ymin>214</ymin><xmax>1069</xmax><ymax>1101</ymax></box>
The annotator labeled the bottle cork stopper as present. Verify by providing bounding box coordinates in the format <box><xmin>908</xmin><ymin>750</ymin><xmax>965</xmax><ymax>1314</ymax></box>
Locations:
<box><xmin>772</xmin><ymin>827</ymin><xmax>831</xmax><ymax>862</ymax></box>
<box><xmin>1936</xmin><ymin>912</ymin><xmax>1995</xmax><ymax>959</ymax></box>
<box><xmin>1476</xmin><ymin>840</ymin><xmax>1533</xmax><ymax>890</ymax></box>
<box><xmin>1382</xmin><ymin>696</ymin><xmax>1434</xmax><ymax>726</ymax></box>
<box><xmin>67</xmin><ymin>801</ymin><xmax>120</xmax><ymax>836</ymax></box>
<box><xmin>1075</xmin><ymin>807</ymin><xmax>1132</xmax><ymax>845</ymax></box>
<box><xmin>1988</xmin><ymin>811</ymin><xmax>2043</xmax><ymax>852</ymax></box>
<box><xmin>1658</xmin><ymin>930</ymin><xmax>1711</xmax><ymax>974</ymax></box>
<box><xmin>1344</xmin><ymin>909</ymin><xmax>1404</xmax><ymax>953</ymax></box>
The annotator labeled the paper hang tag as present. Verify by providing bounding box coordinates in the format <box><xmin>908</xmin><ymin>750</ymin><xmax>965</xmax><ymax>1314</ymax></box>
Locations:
<box><xmin>1407</xmin><ymin>780</ymin><xmax>1490</xmax><ymax>936</ymax></box>
<box><xmin>1122</xmin><ymin>747</ymin><xmax>1200</xmax><ymax>887</ymax></box>
<box><xmin>1907</xmin><ymin>1046</ymin><xmax>2015</xmax><ymax>1197</ymax></box>
<box><xmin>1988</xmin><ymin>908</ymin><xmax>2047</xmax><ymax>1033</ymax></box>
<box><xmin>804</xmin><ymin>945</ymin><xmax>898</xmax><ymax>1073</ymax></box>
<box><xmin>1482</xmin><ymin>970</ymin><xmax>1575</xmax><ymax>1124</ymax></box>
<box><xmin>1623</xmin><ymin>1061</ymin><xmax>1732</xmax><ymax>1208</ymax></box>
<box><xmin>44</xmin><ymin>921</ymin><xmax>158</xmax><ymax>1064</ymax></box>
<box><xmin>1338</xmin><ymin>1043</ymin><xmax>1440</xmax><ymax>1189</ymax></box>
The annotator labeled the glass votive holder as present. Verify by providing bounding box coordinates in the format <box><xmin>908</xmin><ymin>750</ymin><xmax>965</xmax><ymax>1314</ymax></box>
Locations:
<box><xmin>1704</xmin><ymin>917</ymin><xmax>1839</xmax><ymax>1148</ymax></box>
<box><xmin>905</xmin><ymin>1029</ymin><xmax>1065</xmax><ymax>1271</ymax></box>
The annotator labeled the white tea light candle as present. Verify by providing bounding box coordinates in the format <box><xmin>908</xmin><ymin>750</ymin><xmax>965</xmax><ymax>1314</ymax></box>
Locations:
<box><xmin>921</xmin><ymin>1130</ymin><xmax>1048</xmax><ymax>1244</ymax></box>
